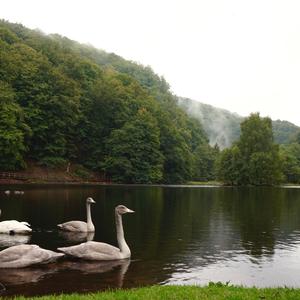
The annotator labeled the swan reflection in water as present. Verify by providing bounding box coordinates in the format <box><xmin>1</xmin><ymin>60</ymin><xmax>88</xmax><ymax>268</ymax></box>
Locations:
<box><xmin>0</xmin><ymin>265</ymin><xmax>58</xmax><ymax>286</ymax></box>
<box><xmin>0</xmin><ymin>234</ymin><xmax>31</xmax><ymax>248</ymax></box>
<box><xmin>0</xmin><ymin>258</ymin><xmax>130</xmax><ymax>288</ymax></box>
<box><xmin>58</xmin><ymin>231</ymin><xmax>95</xmax><ymax>244</ymax></box>
<box><xmin>61</xmin><ymin>258</ymin><xmax>130</xmax><ymax>275</ymax></box>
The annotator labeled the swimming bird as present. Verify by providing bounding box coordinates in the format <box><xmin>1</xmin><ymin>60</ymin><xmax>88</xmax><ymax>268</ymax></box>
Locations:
<box><xmin>58</xmin><ymin>205</ymin><xmax>134</xmax><ymax>260</ymax></box>
<box><xmin>0</xmin><ymin>209</ymin><xmax>32</xmax><ymax>234</ymax></box>
<box><xmin>57</xmin><ymin>197</ymin><xmax>96</xmax><ymax>232</ymax></box>
<box><xmin>4</xmin><ymin>190</ymin><xmax>10</xmax><ymax>195</ymax></box>
<box><xmin>0</xmin><ymin>244</ymin><xmax>64</xmax><ymax>268</ymax></box>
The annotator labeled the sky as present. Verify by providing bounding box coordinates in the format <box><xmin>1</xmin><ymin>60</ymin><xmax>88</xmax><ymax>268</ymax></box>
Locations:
<box><xmin>2</xmin><ymin>0</ymin><xmax>300</xmax><ymax>126</ymax></box>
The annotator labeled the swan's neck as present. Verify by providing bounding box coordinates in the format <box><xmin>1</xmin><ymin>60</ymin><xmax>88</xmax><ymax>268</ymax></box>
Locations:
<box><xmin>86</xmin><ymin>203</ymin><xmax>94</xmax><ymax>232</ymax></box>
<box><xmin>115</xmin><ymin>212</ymin><xmax>130</xmax><ymax>256</ymax></box>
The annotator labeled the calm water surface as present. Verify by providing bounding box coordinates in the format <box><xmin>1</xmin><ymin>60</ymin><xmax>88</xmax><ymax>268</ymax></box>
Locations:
<box><xmin>0</xmin><ymin>184</ymin><xmax>300</xmax><ymax>296</ymax></box>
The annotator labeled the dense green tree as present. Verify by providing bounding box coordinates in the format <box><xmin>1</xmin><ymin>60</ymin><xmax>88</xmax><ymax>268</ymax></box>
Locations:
<box><xmin>238</xmin><ymin>113</ymin><xmax>274</xmax><ymax>157</ymax></box>
<box><xmin>102</xmin><ymin>108</ymin><xmax>163</xmax><ymax>183</ymax></box>
<box><xmin>193</xmin><ymin>143</ymin><xmax>219</xmax><ymax>181</ymax></box>
<box><xmin>217</xmin><ymin>113</ymin><xmax>283</xmax><ymax>185</ymax></box>
<box><xmin>0</xmin><ymin>82</ymin><xmax>29</xmax><ymax>169</ymax></box>
<box><xmin>249</xmin><ymin>151</ymin><xmax>282</xmax><ymax>185</ymax></box>
<box><xmin>217</xmin><ymin>145</ymin><xmax>244</xmax><ymax>185</ymax></box>
<box><xmin>280</xmin><ymin>143</ymin><xmax>300</xmax><ymax>183</ymax></box>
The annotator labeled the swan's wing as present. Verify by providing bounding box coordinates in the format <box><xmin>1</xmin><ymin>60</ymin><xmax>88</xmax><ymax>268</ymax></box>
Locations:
<box><xmin>86</xmin><ymin>241</ymin><xmax>120</xmax><ymax>254</ymax></box>
<box><xmin>58</xmin><ymin>241</ymin><xmax>121</xmax><ymax>260</ymax></box>
<box><xmin>0</xmin><ymin>244</ymin><xmax>64</xmax><ymax>268</ymax></box>
<box><xmin>57</xmin><ymin>221</ymin><xmax>87</xmax><ymax>232</ymax></box>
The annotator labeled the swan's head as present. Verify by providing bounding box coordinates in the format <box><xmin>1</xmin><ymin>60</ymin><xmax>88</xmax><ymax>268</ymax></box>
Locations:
<box><xmin>115</xmin><ymin>205</ymin><xmax>135</xmax><ymax>215</ymax></box>
<box><xmin>86</xmin><ymin>197</ymin><xmax>96</xmax><ymax>204</ymax></box>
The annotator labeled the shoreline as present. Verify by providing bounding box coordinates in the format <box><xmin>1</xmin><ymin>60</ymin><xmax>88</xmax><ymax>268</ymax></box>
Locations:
<box><xmin>0</xmin><ymin>180</ymin><xmax>299</xmax><ymax>188</ymax></box>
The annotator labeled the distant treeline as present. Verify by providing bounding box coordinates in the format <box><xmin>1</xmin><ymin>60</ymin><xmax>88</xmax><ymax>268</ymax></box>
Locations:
<box><xmin>0</xmin><ymin>20</ymin><xmax>299</xmax><ymax>184</ymax></box>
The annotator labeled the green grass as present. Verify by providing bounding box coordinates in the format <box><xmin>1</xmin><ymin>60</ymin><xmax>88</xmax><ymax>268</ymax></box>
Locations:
<box><xmin>10</xmin><ymin>284</ymin><xmax>300</xmax><ymax>300</ymax></box>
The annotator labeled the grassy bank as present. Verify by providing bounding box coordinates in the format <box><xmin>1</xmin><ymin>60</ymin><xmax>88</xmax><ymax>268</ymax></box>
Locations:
<box><xmin>10</xmin><ymin>285</ymin><xmax>300</xmax><ymax>300</ymax></box>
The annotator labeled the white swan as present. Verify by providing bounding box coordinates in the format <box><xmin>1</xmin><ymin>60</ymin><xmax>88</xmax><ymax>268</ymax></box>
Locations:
<box><xmin>58</xmin><ymin>205</ymin><xmax>134</xmax><ymax>260</ymax></box>
<box><xmin>0</xmin><ymin>244</ymin><xmax>64</xmax><ymax>268</ymax></box>
<box><xmin>0</xmin><ymin>209</ymin><xmax>32</xmax><ymax>234</ymax></box>
<box><xmin>57</xmin><ymin>197</ymin><xmax>96</xmax><ymax>232</ymax></box>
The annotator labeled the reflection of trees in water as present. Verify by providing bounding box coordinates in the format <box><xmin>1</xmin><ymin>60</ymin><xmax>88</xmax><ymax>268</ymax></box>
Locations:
<box><xmin>128</xmin><ymin>187</ymin><xmax>300</xmax><ymax>273</ymax></box>
<box><xmin>220</xmin><ymin>187</ymin><xmax>278</xmax><ymax>257</ymax></box>
<box><xmin>221</xmin><ymin>187</ymin><xmax>300</xmax><ymax>258</ymax></box>
<box><xmin>126</xmin><ymin>188</ymin><xmax>229</xmax><ymax>273</ymax></box>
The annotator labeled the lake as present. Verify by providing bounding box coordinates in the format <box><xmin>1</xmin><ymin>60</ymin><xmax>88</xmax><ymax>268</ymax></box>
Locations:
<box><xmin>0</xmin><ymin>184</ymin><xmax>300</xmax><ymax>296</ymax></box>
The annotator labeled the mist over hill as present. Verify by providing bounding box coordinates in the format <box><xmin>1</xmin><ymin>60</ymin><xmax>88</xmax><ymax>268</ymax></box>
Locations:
<box><xmin>177</xmin><ymin>97</ymin><xmax>299</xmax><ymax>149</ymax></box>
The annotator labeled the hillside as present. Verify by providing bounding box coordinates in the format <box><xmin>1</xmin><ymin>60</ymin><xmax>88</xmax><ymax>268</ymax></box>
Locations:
<box><xmin>0</xmin><ymin>20</ymin><xmax>215</xmax><ymax>183</ymax></box>
<box><xmin>177</xmin><ymin>97</ymin><xmax>299</xmax><ymax>149</ymax></box>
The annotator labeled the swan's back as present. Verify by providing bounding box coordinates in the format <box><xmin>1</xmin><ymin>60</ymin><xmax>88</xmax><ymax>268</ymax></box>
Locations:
<box><xmin>58</xmin><ymin>241</ymin><xmax>125</xmax><ymax>260</ymax></box>
<box><xmin>0</xmin><ymin>244</ymin><xmax>64</xmax><ymax>268</ymax></box>
<box><xmin>0</xmin><ymin>220</ymin><xmax>32</xmax><ymax>234</ymax></box>
<box><xmin>57</xmin><ymin>221</ymin><xmax>88</xmax><ymax>232</ymax></box>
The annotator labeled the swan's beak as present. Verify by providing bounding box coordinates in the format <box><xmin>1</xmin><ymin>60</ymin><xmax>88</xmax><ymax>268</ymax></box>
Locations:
<box><xmin>127</xmin><ymin>208</ymin><xmax>135</xmax><ymax>213</ymax></box>
<box><xmin>91</xmin><ymin>199</ymin><xmax>96</xmax><ymax>204</ymax></box>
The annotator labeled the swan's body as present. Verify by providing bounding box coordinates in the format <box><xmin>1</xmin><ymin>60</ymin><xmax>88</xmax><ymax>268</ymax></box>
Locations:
<box><xmin>58</xmin><ymin>241</ymin><xmax>126</xmax><ymax>260</ymax></box>
<box><xmin>58</xmin><ymin>205</ymin><xmax>134</xmax><ymax>260</ymax></box>
<box><xmin>59</xmin><ymin>231</ymin><xmax>95</xmax><ymax>243</ymax></box>
<box><xmin>0</xmin><ymin>244</ymin><xmax>64</xmax><ymax>268</ymax></box>
<box><xmin>57</xmin><ymin>197</ymin><xmax>96</xmax><ymax>232</ymax></box>
<box><xmin>0</xmin><ymin>209</ymin><xmax>32</xmax><ymax>234</ymax></box>
<box><xmin>4</xmin><ymin>190</ymin><xmax>10</xmax><ymax>195</ymax></box>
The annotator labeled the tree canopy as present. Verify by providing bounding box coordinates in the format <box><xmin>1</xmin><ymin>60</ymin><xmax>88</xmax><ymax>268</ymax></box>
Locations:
<box><xmin>0</xmin><ymin>20</ymin><xmax>214</xmax><ymax>183</ymax></box>
<box><xmin>217</xmin><ymin>113</ymin><xmax>283</xmax><ymax>185</ymax></box>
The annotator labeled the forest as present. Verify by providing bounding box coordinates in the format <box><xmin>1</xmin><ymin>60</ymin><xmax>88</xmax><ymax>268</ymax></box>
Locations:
<box><xmin>0</xmin><ymin>20</ymin><xmax>299</xmax><ymax>184</ymax></box>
